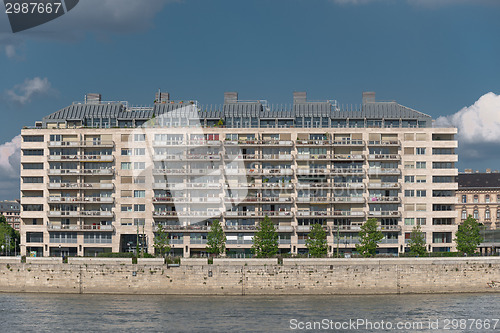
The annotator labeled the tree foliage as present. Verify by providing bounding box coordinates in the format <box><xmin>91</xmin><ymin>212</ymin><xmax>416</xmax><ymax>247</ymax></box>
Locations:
<box><xmin>0</xmin><ymin>215</ymin><xmax>19</xmax><ymax>255</ymax></box>
<box><xmin>153</xmin><ymin>224</ymin><xmax>171</xmax><ymax>258</ymax></box>
<box><xmin>252</xmin><ymin>215</ymin><xmax>278</xmax><ymax>258</ymax></box>
<box><xmin>206</xmin><ymin>219</ymin><xmax>226</xmax><ymax>256</ymax></box>
<box><xmin>454</xmin><ymin>215</ymin><xmax>483</xmax><ymax>256</ymax></box>
<box><xmin>306</xmin><ymin>223</ymin><xmax>328</xmax><ymax>257</ymax></box>
<box><xmin>408</xmin><ymin>225</ymin><xmax>427</xmax><ymax>257</ymax></box>
<box><xmin>355</xmin><ymin>218</ymin><xmax>383</xmax><ymax>258</ymax></box>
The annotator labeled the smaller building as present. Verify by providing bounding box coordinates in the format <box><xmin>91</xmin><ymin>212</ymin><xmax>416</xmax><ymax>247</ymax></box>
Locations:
<box><xmin>0</xmin><ymin>200</ymin><xmax>21</xmax><ymax>231</ymax></box>
<box><xmin>457</xmin><ymin>170</ymin><xmax>500</xmax><ymax>230</ymax></box>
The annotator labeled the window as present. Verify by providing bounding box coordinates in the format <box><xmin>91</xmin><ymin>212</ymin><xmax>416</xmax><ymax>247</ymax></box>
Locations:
<box><xmin>405</xmin><ymin>190</ymin><xmax>414</xmax><ymax>197</ymax></box>
<box><xmin>498</xmin><ymin>195</ymin><xmax>500</xmax><ymax>203</ymax></box>
<box><xmin>23</xmin><ymin>163</ymin><xmax>43</xmax><ymax>170</ymax></box>
<box><xmin>416</xmin><ymin>175</ymin><xmax>426</xmax><ymax>183</ymax></box>
<box><xmin>23</xmin><ymin>135</ymin><xmax>44</xmax><ymax>142</ymax></box>
<box><xmin>433</xmin><ymin>162</ymin><xmax>454</xmax><ymax>169</ymax></box>
<box><xmin>416</xmin><ymin>133</ymin><xmax>426</xmax><ymax>141</ymax></box>
<box><xmin>433</xmin><ymin>176</ymin><xmax>455</xmax><ymax>183</ymax></box>
<box><xmin>433</xmin><ymin>204</ymin><xmax>453</xmax><ymax>211</ymax></box>
<box><xmin>50</xmin><ymin>232</ymin><xmax>77</xmax><ymax>243</ymax></box>
<box><xmin>26</xmin><ymin>232</ymin><xmax>43</xmax><ymax>243</ymax></box>
<box><xmin>121</xmin><ymin>149</ymin><xmax>132</xmax><ymax>156</ymax></box>
<box><xmin>404</xmin><ymin>218</ymin><xmax>415</xmax><ymax>225</ymax></box>
<box><xmin>134</xmin><ymin>134</ymin><xmax>146</xmax><ymax>142</ymax></box>
<box><xmin>416</xmin><ymin>190</ymin><xmax>426</xmax><ymax>197</ymax></box>
<box><xmin>134</xmin><ymin>190</ymin><xmax>145</xmax><ymax>198</ymax></box>
<box><xmin>404</xmin><ymin>162</ymin><xmax>415</xmax><ymax>169</ymax></box>
<box><xmin>121</xmin><ymin>176</ymin><xmax>132</xmax><ymax>184</ymax></box>
<box><xmin>134</xmin><ymin>177</ymin><xmax>145</xmax><ymax>184</ymax></box>
<box><xmin>134</xmin><ymin>162</ymin><xmax>145</xmax><ymax>170</ymax></box>
<box><xmin>84</xmin><ymin>233</ymin><xmax>112</xmax><ymax>244</ymax></box>
<box><xmin>416</xmin><ymin>148</ymin><xmax>426</xmax><ymax>155</ymax></box>
<box><xmin>121</xmin><ymin>134</ymin><xmax>130</xmax><ymax>142</ymax></box>
<box><xmin>485</xmin><ymin>195</ymin><xmax>490</xmax><ymax>203</ymax></box>
<box><xmin>135</xmin><ymin>148</ymin><xmax>145</xmax><ymax>156</ymax></box>
<box><xmin>416</xmin><ymin>204</ymin><xmax>426</xmax><ymax>211</ymax></box>
<box><xmin>416</xmin><ymin>162</ymin><xmax>426</xmax><ymax>169</ymax></box>
<box><xmin>473</xmin><ymin>209</ymin><xmax>479</xmax><ymax>219</ymax></box>
<box><xmin>405</xmin><ymin>176</ymin><xmax>414</xmax><ymax>183</ymax></box>
<box><xmin>134</xmin><ymin>204</ymin><xmax>145</xmax><ymax>212</ymax></box>
<box><xmin>473</xmin><ymin>195</ymin><xmax>478</xmax><ymax>203</ymax></box>
<box><xmin>23</xmin><ymin>204</ymin><xmax>42</xmax><ymax>211</ymax></box>
<box><xmin>405</xmin><ymin>204</ymin><xmax>415</xmax><ymax>211</ymax></box>
<box><xmin>404</xmin><ymin>133</ymin><xmax>414</xmax><ymax>141</ymax></box>
<box><xmin>134</xmin><ymin>218</ymin><xmax>145</xmax><ymax>226</ymax></box>
<box><xmin>23</xmin><ymin>177</ymin><xmax>43</xmax><ymax>183</ymax></box>
<box><xmin>49</xmin><ymin>135</ymin><xmax>61</xmax><ymax>142</ymax></box>
<box><xmin>121</xmin><ymin>205</ymin><xmax>132</xmax><ymax>212</ymax></box>
<box><xmin>497</xmin><ymin>209</ymin><xmax>500</xmax><ymax>220</ymax></box>
<box><xmin>434</xmin><ymin>218</ymin><xmax>453</xmax><ymax>225</ymax></box>
<box><xmin>417</xmin><ymin>218</ymin><xmax>426</xmax><ymax>225</ymax></box>
<box><xmin>403</xmin><ymin>147</ymin><xmax>414</xmax><ymax>155</ymax></box>
<box><xmin>121</xmin><ymin>162</ymin><xmax>131</xmax><ymax>170</ymax></box>
<box><xmin>462</xmin><ymin>195</ymin><xmax>467</xmax><ymax>203</ymax></box>
<box><xmin>121</xmin><ymin>190</ymin><xmax>132</xmax><ymax>198</ymax></box>
<box><xmin>462</xmin><ymin>210</ymin><xmax>467</xmax><ymax>220</ymax></box>
<box><xmin>432</xmin><ymin>148</ymin><xmax>454</xmax><ymax>155</ymax></box>
<box><xmin>23</xmin><ymin>149</ymin><xmax>43</xmax><ymax>156</ymax></box>
<box><xmin>486</xmin><ymin>209</ymin><xmax>491</xmax><ymax>220</ymax></box>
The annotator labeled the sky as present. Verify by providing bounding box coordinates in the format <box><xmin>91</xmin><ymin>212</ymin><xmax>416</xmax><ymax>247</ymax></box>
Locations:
<box><xmin>0</xmin><ymin>0</ymin><xmax>500</xmax><ymax>200</ymax></box>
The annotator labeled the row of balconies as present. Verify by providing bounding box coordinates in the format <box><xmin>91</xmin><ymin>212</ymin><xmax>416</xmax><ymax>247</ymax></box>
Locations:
<box><xmin>48</xmin><ymin>211</ymin><xmax>113</xmax><ymax>217</ymax></box>
<box><xmin>150</xmin><ymin>139</ymin><xmax>401</xmax><ymax>147</ymax></box>
<box><xmin>46</xmin><ymin>223</ymin><xmax>114</xmax><ymax>231</ymax></box>
<box><xmin>48</xmin><ymin>183</ymin><xmax>114</xmax><ymax>189</ymax></box>
<box><xmin>48</xmin><ymin>155</ymin><xmax>114</xmax><ymax>161</ymax></box>
<box><xmin>48</xmin><ymin>141</ymin><xmax>114</xmax><ymax>147</ymax></box>
<box><xmin>48</xmin><ymin>169</ymin><xmax>114</xmax><ymax>175</ymax></box>
<box><xmin>48</xmin><ymin>196</ymin><xmax>114</xmax><ymax>203</ymax></box>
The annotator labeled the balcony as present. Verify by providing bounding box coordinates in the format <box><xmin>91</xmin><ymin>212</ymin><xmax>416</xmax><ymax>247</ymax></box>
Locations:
<box><xmin>297</xmin><ymin>197</ymin><xmax>332</xmax><ymax>203</ymax></box>
<box><xmin>279</xmin><ymin>239</ymin><xmax>292</xmax><ymax>244</ymax></box>
<box><xmin>224</xmin><ymin>225</ymin><xmax>257</xmax><ymax>231</ymax></box>
<box><xmin>367</xmin><ymin>140</ymin><xmax>400</xmax><ymax>146</ymax></box>
<box><xmin>48</xmin><ymin>169</ymin><xmax>113</xmax><ymax>175</ymax></box>
<box><xmin>297</xmin><ymin>169</ymin><xmax>331</xmax><ymax>176</ymax></box>
<box><xmin>48</xmin><ymin>141</ymin><xmax>114</xmax><ymax>147</ymax></box>
<box><xmin>278</xmin><ymin>225</ymin><xmax>294</xmax><ymax>232</ymax></box>
<box><xmin>332</xmin><ymin>197</ymin><xmax>365</xmax><ymax>203</ymax></box>
<box><xmin>331</xmin><ymin>168</ymin><xmax>364</xmax><ymax>175</ymax></box>
<box><xmin>153</xmin><ymin>169</ymin><xmax>187</xmax><ymax>175</ymax></box>
<box><xmin>367</xmin><ymin>154</ymin><xmax>400</xmax><ymax>161</ymax></box>
<box><xmin>367</xmin><ymin>182</ymin><xmax>400</xmax><ymax>190</ymax></box>
<box><xmin>260</xmin><ymin>140</ymin><xmax>293</xmax><ymax>146</ymax></box>
<box><xmin>225</xmin><ymin>196</ymin><xmax>293</xmax><ymax>203</ymax></box>
<box><xmin>186</xmin><ymin>140</ymin><xmax>221</xmax><ymax>146</ymax></box>
<box><xmin>80</xmin><ymin>211</ymin><xmax>113</xmax><ymax>217</ymax></box>
<box><xmin>226</xmin><ymin>239</ymin><xmax>253</xmax><ymax>245</ymax></box>
<box><xmin>152</xmin><ymin>140</ymin><xmax>185</xmax><ymax>146</ymax></box>
<box><xmin>331</xmin><ymin>140</ymin><xmax>364</xmax><ymax>146</ymax></box>
<box><xmin>331</xmin><ymin>154</ymin><xmax>364</xmax><ymax>161</ymax></box>
<box><xmin>186</xmin><ymin>154</ymin><xmax>221</xmax><ymax>161</ymax></box>
<box><xmin>48</xmin><ymin>211</ymin><xmax>78</xmax><ymax>217</ymax></box>
<box><xmin>296</xmin><ymin>183</ymin><xmax>332</xmax><ymax>189</ymax></box>
<box><xmin>48</xmin><ymin>196</ymin><xmax>114</xmax><ymax>203</ymax></box>
<box><xmin>367</xmin><ymin>168</ymin><xmax>401</xmax><ymax>176</ymax></box>
<box><xmin>296</xmin><ymin>139</ymin><xmax>331</xmax><ymax>146</ymax></box>
<box><xmin>261</xmin><ymin>154</ymin><xmax>293</xmax><ymax>160</ymax></box>
<box><xmin>379</xmin><ymin>225</ymin><xmax>401</xmax><ymax>231</ymax></box>
<box><xmin>48</xmin><ymin>155</ymin><xmax>114</xmax><ymax>162</ymax></box>
<box><xmin>368</xmin><ymin>196</ymin><xmax>400</xmax><ymax>203</ymax></box>
<box><xmin>224</xmin><ymin>154</ymin><xmax>260</xmax><ymax>160</ymax></box>
<box><xmin>47</xmin><ymin>223</ymin><xmax>114</xmax><ymax>231</ymax></box>
<box><xmin>296</xmin><ymin>154</ymin><xmax>332</xmax><ymax>160</ymax></box>
<box><xmin>368</xmin><ymin>211</ymin><xmax>401</xmax><ymax>218</ymax></box>
<box><xmin>153</xmin><ymin>224</ymin><xmax>211</xmax><ymax>232</ymax></box>
<box><xmin>333</xmin><ymin>183</ymin><xmax>365</xmax><ymax>189</ymax></box>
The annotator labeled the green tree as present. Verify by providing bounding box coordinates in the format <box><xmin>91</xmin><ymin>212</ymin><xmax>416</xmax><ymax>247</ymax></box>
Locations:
<box><xmin>306</xmin><ymin>223</ymin><xmax>328</xmax><ymax>257</ymax></box>
<box><xmin>206</xmin><ymin>219</ymin><xmax>226</xmax><ymax>257</ymax></box>
<box><xmin>217</xmin><ymin>118</ymin><xmax>224</xmax><ymax>127</ymax></box>
<box><xmin>252</xmin><ymin>215</ymin><xmax>278</xmax><ymax>258</ymax></box>
<box><xmin>454</xmin><ymin>215</ymin><xmax>483</xmax><ymax>256</ymax></box>
<box><xmin>408</xmin><ymin>225</ymin><xmax>427</xmax><ymax>257</ymax></box>
<box><xmin>0</xmin><ymin>215</ymin><xmax>19</xmax><ymax>255</ymax></box>
<box><xmin>153</xmin><ymin>224</ymin><xmax>171</xmax><ymax>258</ymax></box>
<box><xmin>355</xmin><ymin>218</ymin><xmax>383</xmax><ymax>258</ymax></box>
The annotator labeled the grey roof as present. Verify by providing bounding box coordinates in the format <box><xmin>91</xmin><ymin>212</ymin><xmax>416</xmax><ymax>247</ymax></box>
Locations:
<box><xmin>458</xmin><ymin>173</ymin><xmax>500</xmax><ymax>189</ymax></box>
<box><xmin>41</xmin><ymin>96</ymin><xmax>432</xmax><ymax>123</ymax></box>
<box><xmin>0</xmin><ymin>200</ymin><xmax>20</xmax><ymax>212</ymax></box>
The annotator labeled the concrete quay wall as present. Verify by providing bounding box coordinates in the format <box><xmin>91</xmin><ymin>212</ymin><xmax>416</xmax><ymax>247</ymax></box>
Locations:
<box><xmin>0</xmin><ymin>257</ymin><xmax>499</xmax><ymax>295</ymax></box>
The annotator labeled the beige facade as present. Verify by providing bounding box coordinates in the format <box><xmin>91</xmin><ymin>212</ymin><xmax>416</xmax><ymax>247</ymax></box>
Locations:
<box><xmin>20</xmin><ymin>125</ymin><xmax>458</xmax><ymax>257</ymax></box>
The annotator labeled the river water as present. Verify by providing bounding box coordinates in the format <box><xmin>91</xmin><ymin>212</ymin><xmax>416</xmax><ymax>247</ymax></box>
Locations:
<box><xmin>0</xmin><ymin>293</ymin><xmax>499</xmax><ymax>332</ymax></box>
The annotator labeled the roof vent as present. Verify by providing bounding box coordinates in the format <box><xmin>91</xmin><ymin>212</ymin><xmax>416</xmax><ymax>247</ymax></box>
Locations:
<box><xmin>224</xmin><ymin>92</ymin><xmax>238</xmax><ymax>104</ymax></box>
<box><xmin>293</xmin><ymin>91</ymin><xmax>307</xmax><ymax>104</ymax></box>
<box><xmin>85</xmin><ymin>93</ymin><xmax>101</xmax><ymax>104</ymax></box>
<box><xmin>362</xmin><ymin>92</ymin><xmax>376</xmax><ymax>104</ymax></box>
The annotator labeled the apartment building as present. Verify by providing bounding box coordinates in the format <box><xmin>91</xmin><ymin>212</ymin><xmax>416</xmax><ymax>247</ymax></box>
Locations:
<box><xmin>20</xmin><ymin>91</ymin><xmax>458</xmax><ymax>257</ymax></box>
<box><xmin>0</xmin><ymin>200</ymin><xmax>20</xmax><ymax>230</ymax></box>
<box><xmin>458</xmin><ymin>170</ymin><xmax>500</xmax><ymax>230</ymax></box>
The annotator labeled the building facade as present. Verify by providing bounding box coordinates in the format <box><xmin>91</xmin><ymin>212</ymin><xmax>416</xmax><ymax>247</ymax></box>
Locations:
<box><xmin>0</xmin><ymin>200</ymin><xmax>20</xmax><ymax>231</ymax></box>
<box><xmin>457</xmin><ymin>170</ymin><xmax>500</xmax><ymax>230</ymax></box>
<box><xmin>20</xmin><ymin>91</ymin><xmax>458</xmax><ymax>257</ymax></box>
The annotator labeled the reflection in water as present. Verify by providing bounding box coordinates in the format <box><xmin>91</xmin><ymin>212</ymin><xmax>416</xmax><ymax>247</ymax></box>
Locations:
<box><xmin>1</xmin><ymin>293</ymin><xmax>499</xmax><ymax>332</ymax></box>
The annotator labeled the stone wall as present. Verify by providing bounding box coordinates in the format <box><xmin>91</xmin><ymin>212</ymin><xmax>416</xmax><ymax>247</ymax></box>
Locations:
<box><xmin>0</xmin><ymin>257</ymin><xmax>499</xmax><ymax>295</ymax></box>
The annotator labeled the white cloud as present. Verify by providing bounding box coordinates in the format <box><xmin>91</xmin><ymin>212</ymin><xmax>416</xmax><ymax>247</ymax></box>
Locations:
<box><xmin>436</xmin><ymin>92</ymin><xmax>500</xmax><ymax>144</ymax></box>
<box><xmin>4</xmin><ymin>77</ymin><xmax>55</xmax><ymax>105</ymax></box>
<box><xmin>0</xmin><ymin>135</ymin><xmax>21</xmax><ymax>178</ymax></box>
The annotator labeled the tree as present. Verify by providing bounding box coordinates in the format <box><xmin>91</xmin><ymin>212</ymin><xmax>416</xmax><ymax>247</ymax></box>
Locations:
<box><xmin>252</xmin><ymin>215</ymin><xmax>278</xmax><ymax>258</ymax></box>
<box><xmin>408</xmin><ymin>225</ymin><xmax>427</xmax><ymax>257</ymax></box>
<box><xmin>206</xmin><ymin>219</ymin><xmax>226</xmax><ymax>257</ymax></box>
<box><xmin>153</xmin><ymin>224</ymin><xmax>171</xmax><ymax>258</ymax></box>
<box><xmin>454</xmin><ymin>215</ymin><xmax>483</xmax><ymax>256</ymax></box>
<box><xmin>355</xmin><ymin>218</ymin><xmax>383</xmax><ymax>258</ymax></box>
<box><xmin>217</xmin><ymin>118</ymin><xmax>224</xmax><ymax>127</ymax></box>
<box><xmin>306</xmin><ymin>223</ymin><xmax>328</xmax><ymax>257</ymax></box>
<box><xmin>0</xmin><ymin>215</ymin><xmax>19</xmax><ymax>255</ymax></box>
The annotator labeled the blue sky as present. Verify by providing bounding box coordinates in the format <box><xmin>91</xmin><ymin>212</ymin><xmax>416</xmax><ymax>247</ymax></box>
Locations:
<box><xmin>0</xmin><ymin>0</ymin><xmax>500</xmax><ymax>199</ymax></box>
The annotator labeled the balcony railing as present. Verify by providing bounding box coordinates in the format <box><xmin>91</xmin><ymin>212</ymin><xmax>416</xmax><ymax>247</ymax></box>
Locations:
<box><xmin>332</xmin><ymin>154</ymin><xmax>364</xmax><ymax>160</ymax></box>
<box><xmin>48</xmin><ymin>183</ymin><xmax>114</xmax><ymax>189</ymax></box>
<box><xmin>367</xmin><ymin>168</ymin><xmax>401</xmax><ymax>175</ymax></box>
<box><xmin>48</xmin><ymin>169</ymin><xmax>113</xmax><ymax>175</ymax></box>
<box><xmin>296</xmin><ymin>154</ymin><xmax>332</xmax><ymax>160</ymax></box>
<box><xmin>47</xmin><ymin>223</ymin><xmax>114</xmax><ymax>231</ymax></box>
<box><xmin>48</xmin><ymin>196</ymin><xmax>113</xmax><ymax>203</ymax></box>
<box><xmin>225</xmin><ymin>197</ymin><xmax>293</xmax><ymax>203</ymax></box>
<box><xmin>367</xmin><ymin>182</ymin><xmax>400</xmax><ymax>189</ymax></box>
<box><xmin>48</xmin><ymin>155</ymin><xmax>114</xmax><ymax>161</ymax></box>
<box><xmin>48</xmin><ymin>141</ymin><xmax>114</xmax><ymax>147</ymax></box>
<box><xmin>368</xmin><ymin>196</ymin><xmax>400</xmax><ymax>203</ymax></box>
<box><xmin>226</xmin><ymin>239</ymin><xmax>253</xmax><ymax>245</ymax></box>
<box><xmin>367</xmin><ymin>154</ymin><xmax>400</xmax><ymax>160</ymax></box>
<box><xmin>296</xmin><ymin>139</ymin><xmax>331</xmax><ymax>145</ymax></box>
<box><xmin>367</xmin><ymin>140</ymin><xmax>400</xmax><ymax>146</ymax></box>
<box><xmin>333</xmin><ymin>183</ymin><xmax>365</xmax><ymax>189</ymax></box>
<box><xmin>368</xmin><ymin>211</ymin><xmax>401</xmax><ymax>217</ymax></box>
<box><xmin>331</xmin><ymin>140</ymin><xmax>364</xmax><ymax>146</ymax></box>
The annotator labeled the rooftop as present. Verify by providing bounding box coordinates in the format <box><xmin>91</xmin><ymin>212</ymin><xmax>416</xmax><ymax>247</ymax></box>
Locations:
<box><xmin>458</xmin><ymin>172</ymin><xmax>500</xmax><ymax>189</ymax></box>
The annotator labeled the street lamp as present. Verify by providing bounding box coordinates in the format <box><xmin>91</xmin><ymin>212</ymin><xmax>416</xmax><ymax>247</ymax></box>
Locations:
<box><xmin>58</xmin><ymin>244</ymin><xmax>61</xmax><ymax>257</ymax></box>
<box><xmin>1</xmin><ymin>245</ymin><xmax>4</xmax><ymax>256</ymax></box>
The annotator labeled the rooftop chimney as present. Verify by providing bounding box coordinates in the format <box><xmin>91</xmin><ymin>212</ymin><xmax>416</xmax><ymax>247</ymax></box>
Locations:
<box><xmin>464</xmin><ymin>169</ymin><xmax>472</xmax><ymax>173</ymax></box>
<box><xmin>85</xmin><ymin>93</ymin><xmax>101</xmax><ymax>104</ymax></box>
<box><xmin>362</xmin><ymin>92</ymin><xmax>376</xmax><ymax>104</ymax></box>
<box><xmin>224</xmin><ymin>92</ymin><xmax>238</xmax><ymax>104</ymax></box>
<box><xmin>486</xmin><ymin>169</ymin><xmax>492</xmax><ymax>173</ymax></box>
<box><xmin>293</xmin><ymin>91</ymin><xmax>307</xmax><ymax>104</ymax></box>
